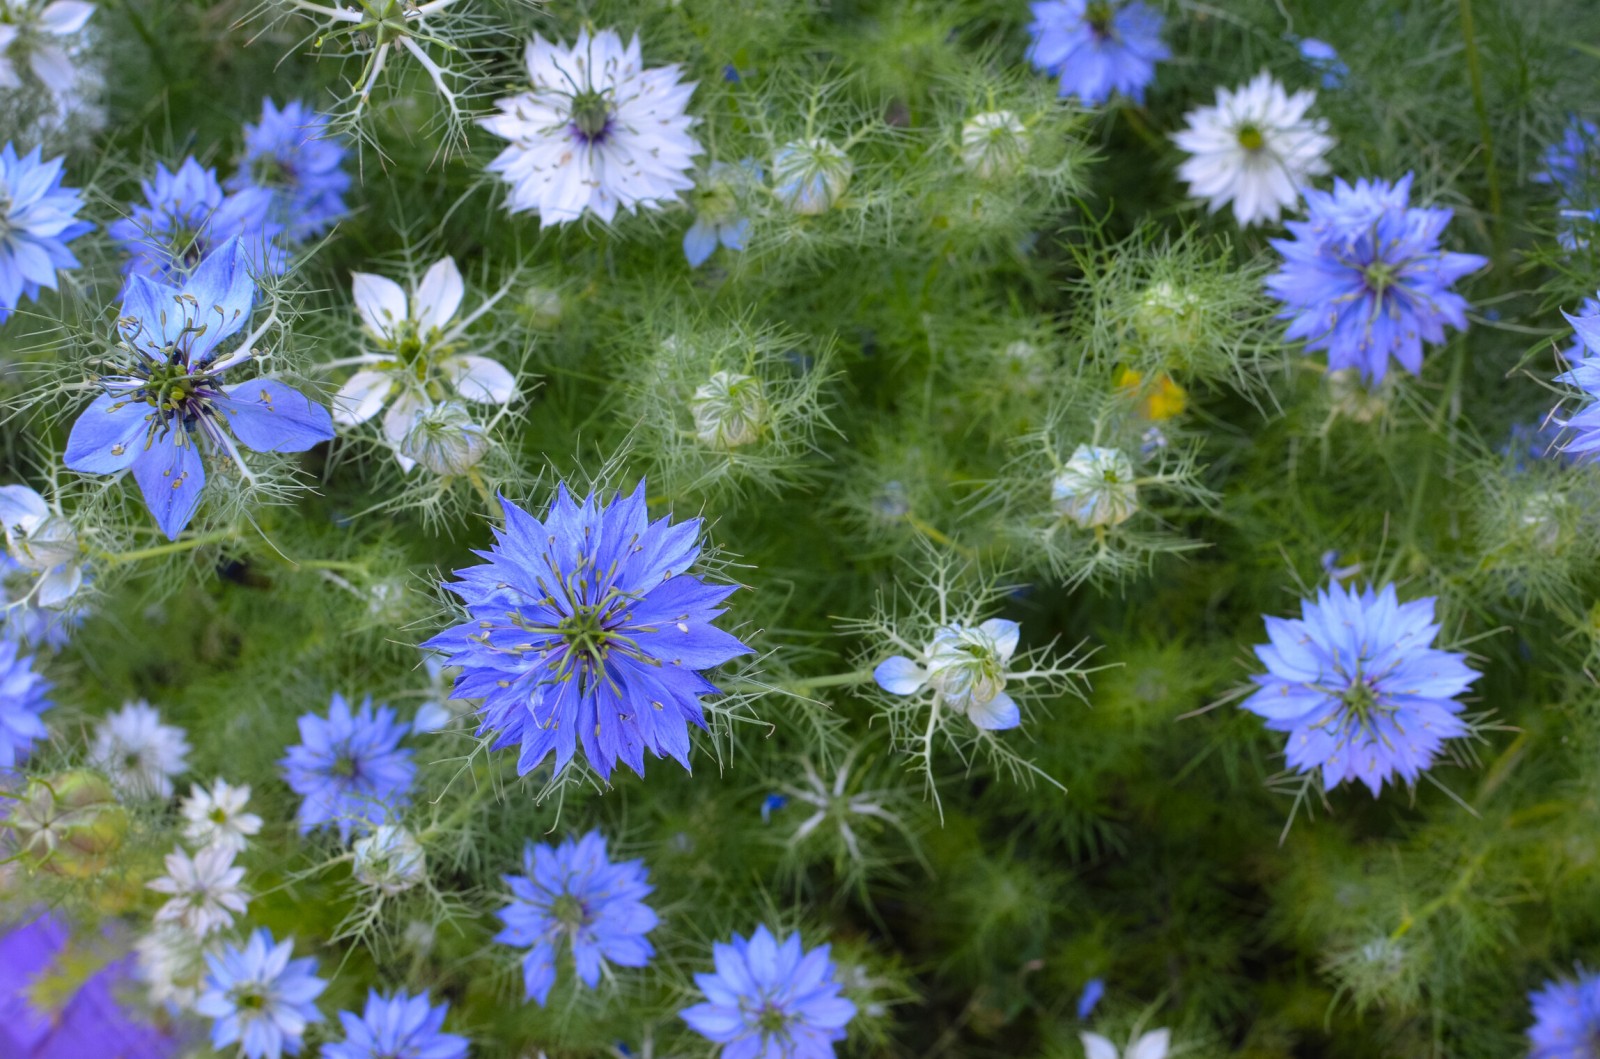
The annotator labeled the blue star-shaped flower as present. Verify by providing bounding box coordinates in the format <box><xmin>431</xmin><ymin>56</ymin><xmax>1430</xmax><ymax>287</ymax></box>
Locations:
<box><xmin>1025</xmin><ymin>0</ymin><xmax>1168</xmax><ymax>107</ymax></box>
<box><xmin>108</xmin><ymin>157</ymin><xmax>287</xmax><ymax>279</ymax></box>
<box><xmin>0</xmin><ymin>142</ymin><xmax>92</xmax><ymax>323</ymax></box>
<box><xmin>228</xmin><ymin>98</ymin><xmax>351</xmax><ymax>243</ymax></box>
<box><xmin>323</xmin><ymin>990</ymin><xmax>467</xmax><ymax>1059</ymax></box>
<box><xmin>195</xmin><ymin>929</ymin><xmax>326</xmax><ymax>1059</ymax></box>
<box><xmin>279</xmin><ymin>693</ymin><xmax>415</xmax><ymax>842</ymax></box>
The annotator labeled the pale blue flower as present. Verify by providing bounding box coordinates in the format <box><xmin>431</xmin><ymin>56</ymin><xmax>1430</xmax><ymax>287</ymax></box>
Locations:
<box><xmin>279</xmin><ymin>693</ymin><xmax>415</xmax><ymax>842</ymax></box>
<box><xmin>681</xmin><ymin>925</ymin><xmax>856</xmax><ymax>1059</ymax></box>
<box><xmin>324</xmin><ymin>990</ymin><xmax>467</xmax><ymax>1059</ymax></box>
<box><xmin>194</xmin><ymin>929</ymin><xmax>325</xmax><ymax>1059</ymax></box>
<box><xmin>1026</xmin><ymin>0</ymin><xmax>1168</xmax><ymax>107</ymax></box>
<box><xmin>0</xmin><ymin>142</ymin><xmax>91</xmax><ymax>323</ymax></box>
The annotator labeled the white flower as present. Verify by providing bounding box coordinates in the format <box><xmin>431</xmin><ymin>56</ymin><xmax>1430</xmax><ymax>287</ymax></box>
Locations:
<box><xmin>1172</xmin><ymin>71</ymin><xmax>1333</xmax><ymax>227</ymax></box>
<box><xmin>180</xmin><ymin>778</ymin><xmax>263</xmax><ymax>855</ymax></box>
<box><xmin>873</xmin><ymin>618</ymin><xmax>1023</xmax><ymax>730</ymax></box>
<box><xmin>478</xmin><ymin>28</ymin><xmax>702</xmax><ymax>226</ymax></box>
<box><xmin>1081</xmin><ymin>1028</ymin><xmax>1170</xmax><ymax>1059</ymax></box>
<box><xmin>1052</xmin><ymin>445</ymin><xmax>1138</xmax><ymax>529</ymax></box>
<box><xmin>0</xmin><ymin>0</ymin><xmax>95</xmax><ymax>98</ymax></box>
<box><xmin>0</xmin><ymin>484</ymin><xmax>83</xmax><ymax>607</ymax></box>
<box><xmin>772</xmin><ymin>138</ymin><xmax>853</xmax><ymax>214</ymax></box>
<box><xmin>960</xmin><ymin>110</ymin><xmax>1029</xmax><ymax>180</ymax></box>
<box><xmin>352</xmin><ymin>824</ymin><xmax>426</xmax><ymax>894</ymax></box>
<box><xmin>397</xmin><ymin>399</ymin><xmax>490</xmax><ymax>476</ymax></box>
<box><xmin>147</xmin><ymin>843</ymin><xmax>249</xmax><ymax>937</ymax></box>
<box><xmin>88</xmin><ymin>700</ymin><xmax>189</xmax><ymax>800</ymax></box>
<box><xmin>336</xmin><ymin>256</ymin><xmax>517</xmax><ymax>472</ymax></box>
<box><xmin>135</xmin><ymin>924</ymin><xmax>209</xmax><ymax>1011</ymax></box>
<box><xmin>690</xmin><ymin>370</ymin><xmax>769</xmax><ymax>449</ymax></box>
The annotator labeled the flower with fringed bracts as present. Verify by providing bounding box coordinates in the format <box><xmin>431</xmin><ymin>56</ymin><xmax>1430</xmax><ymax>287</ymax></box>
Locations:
<box><xmin>279</xmin><ymin>693</ymin><xmax>415</xmax><ymax>842</ymax></box>
<box><xmin>423</xmin><ymin>482</ymin><xmax>752</xmax><ymax>782</ymax></box>
<box><xmin>495</xmin><ymin>830</ymin><xmax>657</xmax><ymax>1006</ymax></box>
<box><xmin>1554</xmin><ymin>296</ymin><xmax>1600</xmax><ymax>462</ymax></box>
<box><xmin>0</xmin><ymin>141</ymin><xmax>91</xmax><ymax>323</ymax></box>
<box><xmin>1241</xmin><ymin>582</ymin><xmax>1478</xmax><ymax>796</ymax></box>
<box><xmin>87</xmin><ymin>699</ymin><xmax>189</xmax><ymax>799</ymax></box>
<box><xmin>323</xmin><ymin>990</ymin><xmax>468</xmax><ymax>1059</ymax></box>
<box><xmin>680</xmin><ymin>924</ymin><xmax>857</xmax><ymax>1059</ymax></box>
<box><xmin>108</xmin><ymin>156</ymin><xmax>286</xmax><ymax>279</ymax></box>
<box><xmin>227</xmin><ymin>98</ymin><xmax>350</xmax><ymax>242</ymax></box>
<box><xmin>1025</xmin><ymin>0</ymin><xmax>1168</xmax><ymax>107</ymax></box>
<box><xmin>0</xmin><ymin>633</ymin><xmax>52</xmax><ymax>770</ymax></box>
<box><xmin>1266</xmin><ymin>174</ymin><xmax>1487</xmax><ymax>382</ymax></box>
<box><xmin>1527</xmin><ymin>969</ymin><xmax>1600</xmax><ymax>1059</ymax></box>
<box><xmin>195</xmin><ymin>929</ymin><xmax>325</xmax><ymax>1059</ymax></box>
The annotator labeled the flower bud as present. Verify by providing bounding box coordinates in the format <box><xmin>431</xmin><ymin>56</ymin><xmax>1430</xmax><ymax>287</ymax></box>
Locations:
<box><xmin>773</xmin><ymin>138</ymin><xmax>853</xmax><ymax>215</ymax></box>
<box><xmin>522</xmin><ymin>286</ymin><xmax>563</xmax><ymax>328</ymax></box>
<box><xmin>1051</xmin><ymin>445</ymin><xmax>1138</xmax><ymax>528</ymax></box>
<box><xmin>1133</xmin><ymin>279</ymin><xmax>1206</xmax><ymax>361</ymax></box>
<box><xmin>399</xmin><ymin>402</ymin><xmax>490</xmax><ymax>477</ymax></box>
<box><xmin>1326</xmin><ymin>368</ymin><xmax>1392</xmax><ymax>424</ymax></box>
<box><xmin>691</xmin><ymin>371</ymin><xmax>770</xmax><ymax>449</ymax></box>
<box><xmin>961</xmin><ymin>111</ymin><xmax>1029</xmax><ymax>180</ymax></box>
<box><xmin>5</xmin><ymin>769</ymin><xmax>128</xmax><ymax>878</ymax></box>
<box><xmin>353</xmin><ymin>825</ymin><xmax>426</xmax><ymax>894</ymax></box>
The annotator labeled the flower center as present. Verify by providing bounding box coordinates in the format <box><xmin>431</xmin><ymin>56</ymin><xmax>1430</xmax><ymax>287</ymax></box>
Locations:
<box><xmin>756</xmin><ymin>1001</ymin><xmax>791</xmax><ymax>1035</ymax></box>
<box><xmin>550</xmin><ymin>892</ymin><xmax>590</xmax><ymax>931</ymax></box>
<box><xmin>569</xmin><ymin>90</ymin><xmax>614</xmax><ymax>143</ymax></box>
<box><xmin>558</xmin><ymin>603</ymin><xmax>613</xmax><ymax>663</ymax></box>
<box><xmin>210</xmin><ymin>807</ymin><xmax>229</xmax><ymax>824</ymax></box>
<box><xmin>330</xmin><ymin>752</ymin><xmax>362</xmax><ymax>781</ymax></box>
<box><xmin>1085</xmin><ymin>0</ymin><xmax>1115</xmax><ymax>37</ymax></box>
<box><xmin>250</xmin><ymin>153</ymin><xmax>297</xmax><ymax>188</ymax></box>
<box><xmin>1362</xmin><ymin>260</ymin><xmax>1399</xmax><ymax>297</ymax></box>
<box><xmin>234</xmin><ymin>987</ymin><xmax>268</xmax><ymax>1013</ymax></box>
<box><xmin>1340</xmin><ymin>674</ymin><xmax>1383</xmax><ymax>725</ymax></box>
<box><xmin>1237</xmin><ymin>124</ymin><xmax>1266</xmax><ymax>151</ymax></box>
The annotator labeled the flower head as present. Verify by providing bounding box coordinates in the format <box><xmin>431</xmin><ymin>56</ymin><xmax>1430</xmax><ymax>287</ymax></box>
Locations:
<box><xmin>1266</xmin><ymin>174</ymin><xmax>1488</xmax><ymax>382</ymax></box>
<box><xmin>0</xmin><ymin>552</ymin><xmax>86</xmax><ymax>649</ymax></box>
<box><xmin>135</xmin><ymin>923</ymin><xmax>208</xmax><ymax>1012</ymax></box>
<box><xmin>0</xmin><ymin>634</ymin><xmax>52</xmax><ymax>770</ymax></box>
<box><xmin>62</xmin><ymin>239</ymin><xmax>335</xmax><ymax>539</ymax></box>
<box><xmin>324</xmin><ymin>990</ymin><xmax>468</xmax><ymax>1059</ymax></box>
<box><xmin>0</xmin><ymin>1</ymin><xmax>95</xmax><ymax>99</ymax></box>
<box><xmin>1535</xmin><ymin>117</ymin><xmax>1599</xmax><ymax>202</ymax></box>
<box><xmin>680</xmin><ymin>925</ymin><xmax>857</xmax><ymax>1059</ymax></box>
<box><xmin>1173</xmin><ymin>71</ymin><xmax>1334</xmax><ymax>227</ymax></box>
<box><xmin>684</xmin><ymin>160</ymin><xmax>756</xmax><ymax>267</ymax></box>
<box><xmin>195</xmin><ymin>929</ymin><xmax>325</xmax><ymax>1059</ymax></box>
<box><xmin>496</xmin><ymin>830</ymin><xmax>657</xmax><ymax>1005</ymax></box>
<box><xmin>423</xmin><ymin>482</ymin><xmax>753</xmax><ymax>781</ymax></box>
<box><xmin>772</xmin><ymin>139</ymin><xmax>852</xmax><ymax>215</ymax></box>
<box><xmin>0</xmin><ymin>142</ymin><xmax>91</xmax><ymax>323</ymax></box>
<box><xmin>874</xmin><ymin>618</ymin><xmax>1023</xmax><ymax>730</ymax></box>
<box><xmin>396</xmin><ymin>399</ymin><xmax>490</xmax><ymax>477</ymax></box>
<box><xmin>1025</xmin><ymin>0</ymin><xmax>1168</xmax><ymax>107</ymax></box>
<box><xmin>1052</xmin><ymin>444</ymin><xmax>1138</xmax><ymax>528</ymax></box>
<box><xmin>352</xmin><ymin>824</ymin><xmax>426</xmax><ymax>894</ymax></box>
<box><xmin>479</xmin><ymin>29</ymin><xmax>702</xmax><ymax>226</ymax></box>
<box><xmin>88</xmin><ymin>699</ymin><xmax>189</xmax><ymax>799</ymax></box>
<box><xmin>1528</xmin><ymin>969</ymin><xmax>1600</xmax><ymax>1059</ymax></box>
<box><xmin>279</xmin><ymin>693</ymin><xmax>414</xmax><ymax>841</ymax></box>
<box><xmin>147</xmin><ymin>842</ymin><xmax>249</xmax><ymax>937</ymax></box>
<box><xmin>228</xmin><ymin>98</ymin><xmax>350</xmax><ymax>242</ymax></box>
<box><xmin>180</xmin><ymin>777</ymin><xmax>263</xmax><ymax>855</ymax></box>
<box><xmin>108</xmin><ymin>157</ymin><xmax>287</xmax><ymax>279</ymax></box>
<box><xmin>0</xmin><ymin>483</ymin><xmax>83</xmax><ymax>607</ymax></box>
<box><xmin>1298</xmin><ymin>38</ymin><xmax>1347</xmax><ymax>89</ymax></box>
<box><xmin>960</xmin><ymin>110</ymin><xmax>1030</xmax><ymax>181</ymax></box>
<box><xmin>691</xmin><ymin>370</ymin><xmax>769</xmax><ymax>449</ymax></box>
<box><xmin>1080</xmin><ymin>1028</ymin><xmax>1170</xmax><ymax>1059</ymax></box>
<box><xmin>1242</xmin><ymin>582</ymin><xmax>1479</xmax><ymax>795</ymax></box>
<box><xmin>1554</xmin><ymin>296</ymin><xmax>1600</xmax><ymax>462</ymax></box>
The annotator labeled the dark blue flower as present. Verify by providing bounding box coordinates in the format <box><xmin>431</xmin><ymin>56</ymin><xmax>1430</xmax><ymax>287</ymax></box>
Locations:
<box><xmin>1528</xmin><ymin>970</ymin><xmax>1600</xmax><ymax>1058</ymax></box>
<box><xmin>423</xmin><ymin>482</ymin><xmax>753</xmax><ymax>781</ymax></box>
<box><xmin>0</xmin><ymin>633</ymin><xmax>51</xmax><ymax>770</ymax></box>
<box><xmin>108</xmin><ymin>157</ymin><xmax>287</xmax><ymax>279</ymax></box>
<box><xmin>1025</xmin><ymin>0</ymin><xmax>1168</xmax><ymax>107</ymax></box>
<box><xmin>228</xmin><ymin>99</ymin><xmax>350</xmax><ymax>243</ymax></box>
<box><xmin>1266</xmin><ymin>174</ymin><xmax>1487</xmax><ymax>382</ymax></box>
<box><xmin>195</xmin><ymin>929</ymin><xmax>326</xmax><ymax>1059</ymax></box>
<box><xmin>680</xmin><ymin>924</ymin><xmax>857</xmax><ymax>1059</ymax></box>
<box><xmin>1554</xmin><ymin>297</ymin><xmax>1600</xmax><ymax>461</ymax></box>
<box><xmin>1242</xmin><ymin>582</ymin><xmax>1478</xmax><ymax>796</ymax></box>
<box><xmin>324</xmin><ymin>990</ymin><xmax>468</xmax><ymax>1059</ymax></box>
<box><xmin>495</xmin><ymin>830</ymin><xmax>657</xmax><ymax>1006</ymax></box>
<box><xmin>63</xmin><ymin>240</ymin><xmax>334</xmax><ymax>540</ymax></box>
<box><xmin>0</xmin><ymin>142</ymin><xmax>92</xmax><ymax>323</ymax></box>
<box><xmin>1535</xmin><ymin>117</ymin><xmax>1599</xmax><ymax>202</ymax></box>
<box><xmin>279</xmin><ymin>693</ymin><xmax>415</xmax><ymax>842</ymax></box>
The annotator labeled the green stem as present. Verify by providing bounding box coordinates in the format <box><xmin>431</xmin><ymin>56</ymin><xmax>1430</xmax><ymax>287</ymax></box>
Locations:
<box><xmin>1458</xmin><ymin>0</ymin><xmax>1504</xmax><ymax>242</ymax></box>
<box><xmin>96</xmin><ymin>530</ymin><xmax>234</xmax><ymax>564</ymax></box>
<box><xmin>720</xmin><ymin>670</ymin><xmax>877</xmax><ymax>696</ymax></box>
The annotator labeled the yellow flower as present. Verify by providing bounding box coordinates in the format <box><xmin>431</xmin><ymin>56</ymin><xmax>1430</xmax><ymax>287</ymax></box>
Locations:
<box><xmin>1115</xmin><ymin>367</ymin><xmax>1187</xmax><ymax>421</ymax></box>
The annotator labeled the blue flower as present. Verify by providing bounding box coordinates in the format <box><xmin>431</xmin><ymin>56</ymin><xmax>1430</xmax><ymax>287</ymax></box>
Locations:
<box><xmin>1528</xmin><ymin>970</ymin><xmax>1600</xmax><ymax>1059</ymax></box>
<box><xmin>1554</xmin><ymin>297</ymin><xmax>1600</xmax><ymax>461</ymax></box>
<box><xmin>0</xmin><ymin>633</ymin><xmax>51</xmax><ymax>770</ymax></box>
<box><xmin>680</xmin><ymin>924</ymin><xmax>857</xmax><ymax>1059</ymax></box>
<box><xmin>108</xmin><ymin>157</ymin><xmax>287</xmax><ymax>279</ymax></box>
<box><xmin>62</xmin><ymin>240</ymin><xmax>335</xmax><ymax>540</ymax></box>
<box><xmin>1025</xmin><ymin>0</ymin><xmax>1168</xmax><ymax>107</ymax></box>
<box><xmin>1266</xmin><ymin>174</ymin><xmax>1488</xmax><ymax>382</ymax></box>
<box><xmin>0</xmin><ymin>142</ymin><xmax>91</xmax><ymax>323</ymax></box>
<box><xmin>1242</xmin><ymin>582</ymin><xmax>1479</xmax><ymax>796</ymax></box>
<box><xmin>1297</xmin><ymin>38</ymin><xmax>1347</xmax><ymax>89</ymax></box>
<box><xmin>324</xmin><ymin>990</ymin><xmax>468</xmax><ymax>1059</ymax></box>
<box><xmin>495</xmin><ymin>830</ymin><xmax>657</xmax><ymax>1006</ymax></box>
<box><xmin>195</xmin><ymin>929</ymin><xmax>326</xmax><ymax>1059</ymax></box>
<box><xmin>761</xmin><ymin>792</ymin><xmax>788</xmax><ymax>822</ymax></box>
<box><xmin>423</xmin><ymin>482</ymin><xmax>753</xmax><ymax>782</ymax></box>
<box><xmin>1076</xmin><ymin>977</ymin><xmax>1105</xmax><ymax>1020</ymax></box>
<box><xmin>1535</xmin><ymin>117</ymin><xmax>1599</xmax><ymax>202</ymax></box>
<box><xmin>279</xmin><ymin>693</ymin><xmax>415</xmax><ymax>842</ymax></box>
<box><xmin>228</xmin><ymin>98</ymin><xmax>351</xmax><ymax>243</ymax></box>
<box><xmin>684</xmin><ymin>160</ymin><xmax>756</xmax><ymax>268</ymax></box>
<box><xmin>0</xmin><ymin>553</ymin><xmax>85</xmax><ymax>651</ymax></box>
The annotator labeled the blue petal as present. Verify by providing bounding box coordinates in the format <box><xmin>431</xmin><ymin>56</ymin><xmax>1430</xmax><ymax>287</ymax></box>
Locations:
<box><xmin>214</xmin><ymin>379</ymin><xmax>335</xmax><ymax>452</ymax></box>
<box><xmin>130</xmin><ymin>432</ymin><xmax>207</xmax><ymax>539</ymax></box>
<box><xmin>64</xmin><ymin>394</ymin><xmax>149</xmax><ymax>474</ymax></box>
<box><xmin>683</xmin><ymin>219</ymin><xmax>718</xmax><ymax>267</ymax></box>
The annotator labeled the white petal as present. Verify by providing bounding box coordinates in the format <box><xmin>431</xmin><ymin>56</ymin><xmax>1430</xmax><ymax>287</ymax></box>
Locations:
<box><xmin>351</xmin><ymin>272</ymin><xmax>408</xmax><ymax>341</ymax></box>
<box><xmin>1080</xmin><ymin>1033</ymin><xmax>1120</xmax><ymax>1059</ymax></box>
<box><xmin>413</xmin><ymin>258</ymin><xmax>464</xmax><ymax>335</ymax></box>
<box><xmin>443</xmin><ymin>355</ymin><xmax>517</xmax><ymax>405</ymax></box>
<box><xmin>978</xmin><ymin>618</ymin><xmax>1021</xmax><ymax>662</ymax></box>
<box><xmin>0</xmin><ymin>485</ymin><xmax>50</xmax><ymax>533</ymax></box>
<box><xmin>383</xmin><ymin>389</ymin><xmax>428</xmax><ymax>445</ymax></box>
<box><xmin>39</xmin><ymin>1</ymin><xmax>95</xmax><ymax>34</ymax></box>
<box><xmin>27</xmin><ymin>45</ymin><xmax>74</xmax><ymax>96</ymax></box>
<box><xmin>37</xmin><ymin>564</ymin><xmax>82</xmax><ymax>608</ymax></box>
<box><xmin>967</xmin><ymin>691</ymin><xmax>1020</xmax><ymax>731</ymax></box>
<box><xmin>332</xmin><ymin>370</ymin><xmax>394</xmax><ymax>426</ymax></box>
<box><xmin>1128</xmin><ymin>1029</ymin><xmax>1171</xmax><ymax>1059</ymax></box>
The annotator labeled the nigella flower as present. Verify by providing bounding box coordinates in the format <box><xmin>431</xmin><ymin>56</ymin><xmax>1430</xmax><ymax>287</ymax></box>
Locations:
<box><xmin>1025</xmin><ymin>0</ymin><xmax>1168</xmax><ymax>107</ymax></box>
<box><xmin>1081</xmin><ymin>1028</ymin><xmax>1170</xmax><ymax>1059</ymax></box>
<box><xmin>107</xmin><ymin>157</ymin><xmax>286</xmax><ymax>279</ymax></box>
<box><xmin>1052</xmin><ymin>444</ymin><xmax>1139</xmax><ymax>529</ymax></box>
<box><xmin>1554</xmin><ymin>296</ymin><xmax>1600</xmax><ymax>462</ymax></box>
<box><xmin>136</xmin><ymin>923</ymin><xmax>207</xmax><ymax>1012</ymax></box>
<box><xmin>0</xmin><ymin>633</ymin><xmax>52</xmax><ymax>770</ymax></box>
<box><xmin>0</xmin><ymin>0</ymin><xmax>94</xmax><ymax>99</ymax></box>
<box><xmin>1266</xmin><ymin>174</ymin><xmax>1488</xmax><ymax>382</ymax></box>
<box><xmin>684</xmin><ymin>160</ymin><xmax>756</xmax><ymax>268</ymax></box>
<box><xmin>1</xmin><ymin>553</ymin><xmax>85</xmax><ymax>649</ymax></box>
<box><xmin>875</xmin><ymin>618</ymin><xmax>1023</xmax><ymax>730</ymax></box>
<box><xmin>62</xmin><ymin>239</ymin><xmax>335</xmax><ymax>540</ymax></box>
<box><xmin>0</xmin><ymin>482</ymin><xmax>84</xmax><ymax>606</ymax></box>
<box><xmin>1076</xmin><ymin>978</ymin><xmax>1105</xmax><ymax>1020</ymax></box>
<box><xmin>422</xmin><ymin>482</ymin><xmax>753</xmax><ymax>781</ymax></box>
<box><xmin>280</xmin><ymin>693</ymin><xmax>414</xmax><ymax>841</ymax></box>
<box><xmin>147</xmin><ymin>843</ymin><xmax>249</xmax><ymax>937</ymax></box>
<box><xmin>772</xmin><ymin>139</ymin><xmax>852</xmax><ymax>215</ymax></box>
<box><xmin>960</xmin><ymin>111</ymin><xmax>1030</xmax><ymax>181</ymax></box>
<box><xmin>227</xmin><ymin>98</ymin><xmax>350</xmax><ymax>242</ymax></box>
<box><xmin>479</xmin><ymin>29</ymin><xmax>702</xmax><ymax>226</ymax></box>
<box><xmin>334</xmin><ymin>256</ymin><xmax>517</xmax><ymax>472</ymax></box>
<box><xmin>1242</xmin><ymin>581</ymin><xmax>1479</xmax><ymax>795</ymax></box>
<box><xmin>680</xmin><ymin>925</ymin><xmax>857</xmax><ymax>1059</ymax></box>
<box><xmin>180</xmin><ymin>777</ymin><xmax>262</xmax><ymax>855</ymax></box>
<box><xmin>495</xmin><ymin>830</ymin><xmax>657</xmax><ymax>1005</ymax></box>
<box><xmin>1297</xmin><ymin>38</ymin><xmax>1348</xmax><ymax>89</ymax></box>
<box><xmin>1172</xmin><ymin>71</ymin><xmax>1335</xmax><ymax>227</ymax></box>
<box><xmin>0</xmin><ymin>142</ymin><xmax>91</xmax><ymax>323</ymax></box>
<box><xmin>1527</xmin><ymin>969</ymin><xmax>1600</xmax><ymax>1059</ymax></box>
<box><xmin>87</xmin><ymin>699</ymin><xmax>190</xmax><ymax>799</ymax></box>
<box><xmin>352</xmin><ymin>824</ymin><xmax>426</xmax><ymax>894</ymax></box>
<box><xmin>195</xmin><ymin>929</ymin><xmax>326</xmax><ymax>1059</ymax></box>
<box><xmin>324</xmin><ymin>990</ymin><xmax>468</xmax><ymax>1059</ymax></box>
<box><xmin>1535</xmin><ymin>117</ymin><xmax>1599</xmax><ymax>203</ymax></box>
